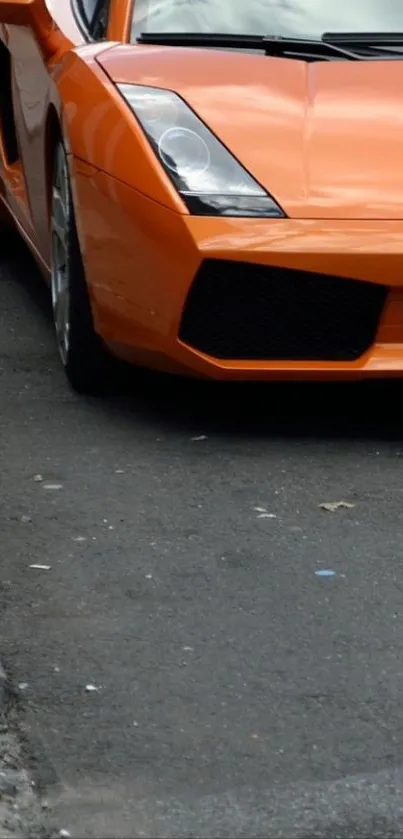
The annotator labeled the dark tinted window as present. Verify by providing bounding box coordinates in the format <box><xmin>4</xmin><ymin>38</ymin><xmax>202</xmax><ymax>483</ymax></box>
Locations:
<box><xmin>91</xmin><ymin>0</ymin><xmax>111</xmax><ymax>39</ymax></box>
<box><xmin>76</xmin><ymin>0</ymin><xmax>97</xmax><ymax>27</ymax></box>
<box><xmin>73</xmin><ymin>0</ymin><xmax>110</xmax><ymax>39</ymax></box>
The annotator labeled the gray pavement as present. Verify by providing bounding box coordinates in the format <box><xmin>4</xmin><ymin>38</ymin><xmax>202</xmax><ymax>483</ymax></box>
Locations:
<box><xmin>1</xmin><ymin>235</ymin><xmax>403</xmax><ymax>837</ymax></box>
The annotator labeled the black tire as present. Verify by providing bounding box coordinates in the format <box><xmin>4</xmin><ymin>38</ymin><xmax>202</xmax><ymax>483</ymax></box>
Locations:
<box><xmin>50</xmin><ymin>141</ymin><xmax>110</xmax><ymax>394</ymax></box>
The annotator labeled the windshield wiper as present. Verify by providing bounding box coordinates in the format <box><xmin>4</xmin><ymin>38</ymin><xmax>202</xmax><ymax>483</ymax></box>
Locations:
<box><xmin>324</xmin><ymin>32</ymin><xmax>403</xmax><ymax>44</ymax></box>
<box><xmin>323</xmin><ymin>32</ymin><xmax>403</xmax><ymax>55</ymax></box>
<box><xmin>137</xmin><ymin>32</ymin><xmax>359</xmax><ymax>60</ymax></box>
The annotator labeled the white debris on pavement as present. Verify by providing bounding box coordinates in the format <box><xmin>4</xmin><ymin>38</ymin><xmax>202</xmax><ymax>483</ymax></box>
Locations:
<box><xmin>257</xmin><ymin>513</ymin><xmax>277</xmax><ymax>519</ymax></box>
<box><xmin>319</xmin><ymin>500</ymin><xmax>356</xmax><ymax>512</ymax></box>
<box><xmin>253</xmin><ymin>506</ymin><xmax>277</xmax><ymax>518</ymax></box>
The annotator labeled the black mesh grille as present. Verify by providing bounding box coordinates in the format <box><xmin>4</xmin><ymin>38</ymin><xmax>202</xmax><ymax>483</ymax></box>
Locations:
<box><xmin>179</xmin><ymin>260</ymin><xmax>387</xmax><ymax>361</ymax></box>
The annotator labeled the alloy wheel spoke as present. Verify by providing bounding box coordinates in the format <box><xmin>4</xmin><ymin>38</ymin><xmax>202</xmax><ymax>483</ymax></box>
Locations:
<box><xmin>52</xmin><ymin>187</ymin><xmax>68</xmax><ymax>253</ymax></box>
<box><xmin>55</xmin><ymin>285</ymin><xmax>69</xmax><ymax>335</ymax></box>
<box><xmin>51</xmin><ymin>149</ymin><xmax>71</xmax><ymax>367</ymax></box>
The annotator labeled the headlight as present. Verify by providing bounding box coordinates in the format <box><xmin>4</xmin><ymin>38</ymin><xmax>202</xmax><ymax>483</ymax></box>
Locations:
<box><xmin>116</xmin><ymin>85</ymin><xmax>285</xmax><ymax>218</ymax></box>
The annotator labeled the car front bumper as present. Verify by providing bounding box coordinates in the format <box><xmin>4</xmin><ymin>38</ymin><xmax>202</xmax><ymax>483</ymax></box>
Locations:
<box><xmin>73</xmin><ymin>164</ymin><xmax>403</xmax><ymax>381</ymax></box>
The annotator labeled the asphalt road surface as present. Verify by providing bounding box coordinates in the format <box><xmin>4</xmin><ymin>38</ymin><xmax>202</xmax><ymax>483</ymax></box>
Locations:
<box><xmin>2</xmin><ymin>235</ymin><xmax>403</xmax><ymax>838</ymax></box>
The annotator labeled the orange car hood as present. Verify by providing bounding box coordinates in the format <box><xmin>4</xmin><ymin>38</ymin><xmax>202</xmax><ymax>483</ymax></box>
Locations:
<box><xmin>99</xmin><ymin>45</ymin><xmax>403</xmax><ymax>219</ymax></box>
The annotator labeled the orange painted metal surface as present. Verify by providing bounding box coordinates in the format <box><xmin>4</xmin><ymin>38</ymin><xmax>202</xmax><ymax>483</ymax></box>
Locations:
<box><xmin>0</xmin><ymin>0</ymin><xmax>403</xmax><ymax>380</ymax></box>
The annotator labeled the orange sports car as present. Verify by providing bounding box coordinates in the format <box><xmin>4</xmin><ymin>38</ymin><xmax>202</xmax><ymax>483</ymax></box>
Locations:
<box><xmin>1</xmin><ymin>0</ymin><xmax>403</xmax><ymax>392</ymax></box>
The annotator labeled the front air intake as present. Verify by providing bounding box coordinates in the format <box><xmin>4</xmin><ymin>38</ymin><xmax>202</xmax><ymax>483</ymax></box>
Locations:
<box><xmin>179</xmin><ymin>260</ymin><xmax>387</xmax><ymax>361</ymax></box>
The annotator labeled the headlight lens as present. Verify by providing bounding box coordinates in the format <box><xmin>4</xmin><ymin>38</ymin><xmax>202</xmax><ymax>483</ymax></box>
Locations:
<box><xmin>159</xmin><ymin>126</ymin><xmax>210</xmax><ymax>177</ymax></box>
<box><xmin>117</xmin><ymin>85</ymin><xmax>285</xmax><ymax>218</ymax></box>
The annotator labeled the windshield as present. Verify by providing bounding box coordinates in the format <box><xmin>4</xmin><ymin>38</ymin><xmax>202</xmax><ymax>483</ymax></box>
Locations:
<box><xmin>131</xmin><ymin>0</ymin><xmax>403</xmax><ymax>40</ymax></box>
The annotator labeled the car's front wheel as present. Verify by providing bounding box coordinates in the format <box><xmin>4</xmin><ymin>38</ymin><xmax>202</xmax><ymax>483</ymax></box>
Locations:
<box><xmin>50</xmin><ymin>140</ymin><xmax>109</xmax><ymax>394</ymax></box>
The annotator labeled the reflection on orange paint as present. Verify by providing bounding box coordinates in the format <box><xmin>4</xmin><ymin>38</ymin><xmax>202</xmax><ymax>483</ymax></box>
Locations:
<box><xmin>1</xmin><ymin>0</ymin><xmax>403</xmax><ymax>380</ymax></box>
